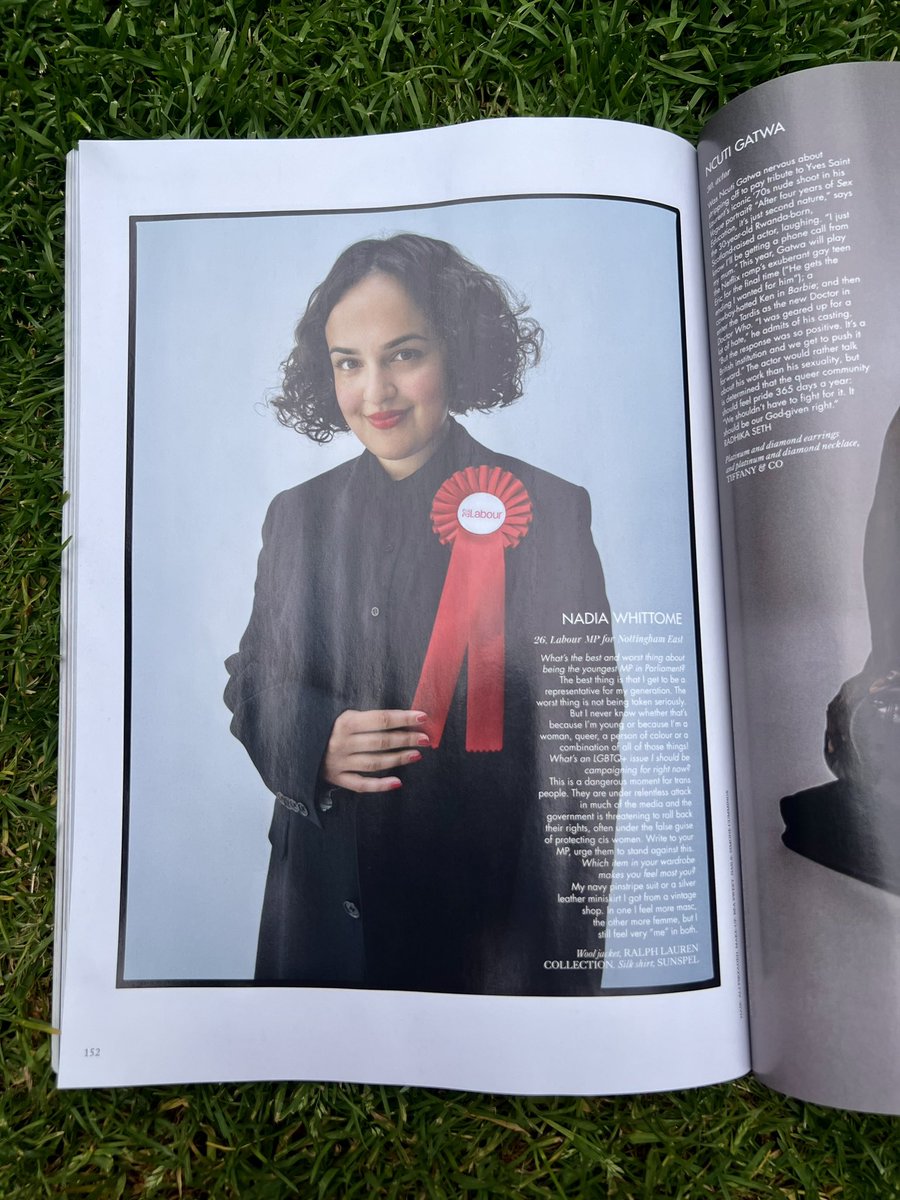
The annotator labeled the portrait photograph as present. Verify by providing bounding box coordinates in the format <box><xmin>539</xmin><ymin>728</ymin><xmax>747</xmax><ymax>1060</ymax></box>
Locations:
<box><xmin>120</xmin><ymin>194</ymin><xmax>716</xmax><ymax>993</ymax></box>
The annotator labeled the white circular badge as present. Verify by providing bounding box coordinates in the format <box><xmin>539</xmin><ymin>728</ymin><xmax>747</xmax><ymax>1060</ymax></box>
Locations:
<box><xmin>457</xmin><ymin>492</ymin><xmax>507</xmax><ymax>535</ymax></box>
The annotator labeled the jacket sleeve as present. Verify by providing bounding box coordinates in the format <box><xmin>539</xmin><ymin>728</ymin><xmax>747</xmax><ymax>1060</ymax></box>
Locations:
<box><xmin>504</xmin><ymin>477</ymin><xmax>623</xmax><ymax>990</ymax></box>
<box><xmin>543</xmin><ymin>485</ymin><xmax>623</xmax><ymax>963</ymax></box>
<box><xmin>224</xmin><ymin>491</ymin><xmax>345</xmax><ymax>829</ymax></box>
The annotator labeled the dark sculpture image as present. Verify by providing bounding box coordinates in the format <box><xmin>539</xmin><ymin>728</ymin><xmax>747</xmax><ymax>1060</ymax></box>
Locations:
<box><xmin>781</xmin><ymin>406</ymin><xmax>900</xmax><ymax>892</ymax></box>
<box><xmin>224</xmin><ymin>233</ymin><xmax>623</xmax><ymax>993</ymax></box>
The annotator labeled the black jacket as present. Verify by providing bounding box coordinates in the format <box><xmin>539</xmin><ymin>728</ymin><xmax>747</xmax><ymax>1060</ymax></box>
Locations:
<box><xmin>225</xmin><ymin>421</ymin><xmax>622</xmax><ymax>993</ymax></box>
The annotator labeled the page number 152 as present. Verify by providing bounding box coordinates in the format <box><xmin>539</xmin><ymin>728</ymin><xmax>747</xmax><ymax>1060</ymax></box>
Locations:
<box><xmin>83</xmin><ymin>1047</ymin><xmax>101</xmax><ymax>1058</ymax></box>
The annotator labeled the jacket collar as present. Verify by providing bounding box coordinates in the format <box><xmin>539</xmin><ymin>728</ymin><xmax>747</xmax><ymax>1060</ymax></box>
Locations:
<box><xmin>349</xmin><ymin>418</ymin><xmax>492</xmax><ymax>499</ymax></box>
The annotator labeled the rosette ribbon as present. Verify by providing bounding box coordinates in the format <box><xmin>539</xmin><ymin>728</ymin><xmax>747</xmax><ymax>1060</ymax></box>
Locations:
<box><xmin>412</xmin><ymin>466</ymin><xmax>532</xmax><ymax>752</ymax></box>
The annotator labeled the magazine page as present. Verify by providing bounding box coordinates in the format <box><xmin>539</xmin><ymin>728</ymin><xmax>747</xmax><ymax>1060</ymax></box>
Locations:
<box><xmin>56</xmin><ymin>118</ymin><xmax>745</xmax><ymax>1089</ymax></box>
<box><xmin>698</xmin><ymin>62</ymin><xmax>900</xmax><ymax>1113</ymax></box>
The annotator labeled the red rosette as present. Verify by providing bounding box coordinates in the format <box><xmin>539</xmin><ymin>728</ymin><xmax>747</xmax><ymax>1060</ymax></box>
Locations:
<box><xmin>429</xmin><ymin>465</ymin><xmax>533</xmax><ymax>549</ymax></box>
<box><xmin>412</xmin><ymin>467</ymin><xmax>533</xmax><ymax>752</ymax></box>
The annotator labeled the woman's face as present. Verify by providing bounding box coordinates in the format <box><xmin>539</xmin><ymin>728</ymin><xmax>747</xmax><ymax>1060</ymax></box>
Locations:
<box><xmin>325</xmin><ymin>271</ymin><xmax>450</xmax><ymax>479</ymax></box>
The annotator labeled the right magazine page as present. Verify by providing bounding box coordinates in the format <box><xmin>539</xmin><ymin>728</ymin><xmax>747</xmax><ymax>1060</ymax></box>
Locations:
<box><xmin>699</xmin><ymin>62</ymin><xmax>900</xmax><ymax>1113</ymax></box>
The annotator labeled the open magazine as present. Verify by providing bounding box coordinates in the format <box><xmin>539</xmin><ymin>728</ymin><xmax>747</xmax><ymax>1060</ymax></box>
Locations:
<box><xmin>56</xmin><ymin>62</ymin><xmax>900</xmax><ymax>1111</ymax></box>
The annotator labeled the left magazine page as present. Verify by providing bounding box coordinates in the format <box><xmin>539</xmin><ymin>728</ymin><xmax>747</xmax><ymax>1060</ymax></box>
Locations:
<box><xmin>57</xmin><ymin>121</ymin><xmax>745</xmax><ymax>1089</ymax></box>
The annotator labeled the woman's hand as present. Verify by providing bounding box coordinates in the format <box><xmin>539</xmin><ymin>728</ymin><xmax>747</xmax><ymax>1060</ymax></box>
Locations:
<box><xmin>322</xmin><ymin>709</ymin><xmax>429</xmax><ymax>793</ymax></box>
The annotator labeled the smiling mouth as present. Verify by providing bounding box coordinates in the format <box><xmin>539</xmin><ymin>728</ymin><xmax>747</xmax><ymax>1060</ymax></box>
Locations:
<box><xmin>366</xmin><ymin>410</ymin><xmax>407</xmax><ymax>430</ymax></box>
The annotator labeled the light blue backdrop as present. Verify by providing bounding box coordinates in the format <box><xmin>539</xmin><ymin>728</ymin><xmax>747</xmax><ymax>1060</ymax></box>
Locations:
<box><xmin>124</xmin><ymin>196</ymin><xmax>713</xmax><ymax>987</ymax></box>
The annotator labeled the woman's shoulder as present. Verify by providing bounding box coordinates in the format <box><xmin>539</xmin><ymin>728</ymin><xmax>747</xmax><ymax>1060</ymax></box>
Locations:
<box><xmin>260</xmin><ymin>456</ymin><xmax>360</xmax><ymax>531</ymax></box>
<box><xmin>459</xmin><ymin>426</ymin><xmax>591</xmax><ymax>513</ymax></box>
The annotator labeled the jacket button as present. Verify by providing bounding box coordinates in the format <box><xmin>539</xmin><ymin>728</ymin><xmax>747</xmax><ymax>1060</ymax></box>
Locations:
<box><xmin>296</xmin><ymin>800</ymin><xmax>309</xmax><ymax>817</ymax></box>
<box><xmin>342</xmin><ymin>900</ymin><xmax>360</xmax><ymax>919</ymax></box>
<box><xmin>370</xmin><ymin>606</ymin><xmax>380</xmax><ymax>617</ymax></box>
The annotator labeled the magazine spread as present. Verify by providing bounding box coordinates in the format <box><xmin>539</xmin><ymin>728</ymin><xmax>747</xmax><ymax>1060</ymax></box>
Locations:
<box><xmin>57</xmin><ymin>119</ymin><xmax>745</xmax><ymax>1090</ymax></box>
<box><xmin>698</xmin><ymin>62</ymin><xmax>900</xmax><ymax>1115</ymax></box>
<box><xmin>58</xmin><ymin>63</ymin><xmax>900</xmax><ymax>1104</ymax></box>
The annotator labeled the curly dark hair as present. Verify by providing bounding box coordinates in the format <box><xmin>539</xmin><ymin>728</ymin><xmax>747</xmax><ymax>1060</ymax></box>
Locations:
<box><xmin>271</xmin><ymin>233</ymin><xmax>543</xmax><ymax>443</ymax></box>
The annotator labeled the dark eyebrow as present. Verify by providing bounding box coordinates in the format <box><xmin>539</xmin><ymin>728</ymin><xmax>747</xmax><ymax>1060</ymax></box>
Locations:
<box><xmin>385</xmin><ymin>333</ymin><xmax>428</xmax><ymax>349</ymax></box>
<box><xmin>328</xmin><ymin>332</ymin><xmax>428</xmax><ymax>356</ymax></box>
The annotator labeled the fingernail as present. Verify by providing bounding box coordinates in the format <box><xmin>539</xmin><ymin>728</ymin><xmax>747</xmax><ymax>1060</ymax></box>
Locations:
<box><xmin>417</xmin><ymin>734</ymin><xmax>430</xmax><ymax>746</ymax></box>
<box><xmin>407</xmin><ymin>751</ymin><xmax>422</xmax><ymax>763</ymax></box>
<box><xmin>415</xmin><ymin>713</ymin><xmax>428</xmax><ymax>724</ymax></box>
<box><xmin>389</xmin><ymin>780</ymin><xmax>402</xmax><ymax>790</ymax></box>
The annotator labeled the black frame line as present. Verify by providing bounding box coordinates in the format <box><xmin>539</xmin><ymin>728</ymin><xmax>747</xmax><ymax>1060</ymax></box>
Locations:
<box><xmin>119</xmin><ymin>190</ymin><xmax>720</xmax><ymax>998</ymax></box>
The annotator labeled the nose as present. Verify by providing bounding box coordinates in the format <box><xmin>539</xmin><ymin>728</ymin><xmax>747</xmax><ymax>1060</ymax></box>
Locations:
<box><xmin>363</xmin><ymin>364</ymin><xmax>397</xmax><ymax>407</ymax></box>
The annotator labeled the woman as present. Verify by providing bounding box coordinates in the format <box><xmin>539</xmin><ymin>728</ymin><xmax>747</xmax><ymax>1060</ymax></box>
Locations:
<box><xmin>225</xmin><ymin>233</ymin><xmax>622</xmax><ymax>994</ymax></box>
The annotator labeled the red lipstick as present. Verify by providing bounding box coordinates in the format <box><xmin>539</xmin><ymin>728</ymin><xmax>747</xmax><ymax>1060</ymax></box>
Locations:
<box><xmin>367</xmin><ymin>410</ymin><xmax>406</xmax><ymax>430</ymax></box>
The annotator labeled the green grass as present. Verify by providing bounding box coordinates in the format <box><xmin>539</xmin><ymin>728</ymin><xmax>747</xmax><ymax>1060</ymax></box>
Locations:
<box><xmin>3</xmin><ymin>0</ymin><xmax>900</xmax><ymax>1195</ymax></box>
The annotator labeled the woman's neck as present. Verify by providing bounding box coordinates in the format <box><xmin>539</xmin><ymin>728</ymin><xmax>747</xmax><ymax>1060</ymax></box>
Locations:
<box><xmin>376</xmin><ymin>417</ymin><xmax>452</xmax><ymax>481</ymax></box>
